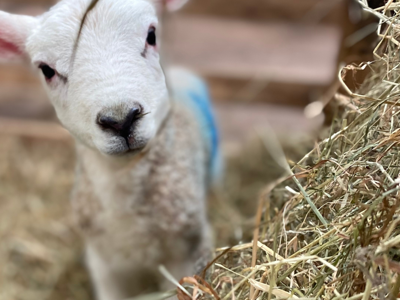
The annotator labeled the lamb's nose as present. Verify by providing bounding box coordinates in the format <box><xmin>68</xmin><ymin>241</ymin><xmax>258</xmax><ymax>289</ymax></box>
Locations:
<box><xmin>97</xmin><ymin>107</ymin><xmax>142</xmax><ymax>138</ymax></box>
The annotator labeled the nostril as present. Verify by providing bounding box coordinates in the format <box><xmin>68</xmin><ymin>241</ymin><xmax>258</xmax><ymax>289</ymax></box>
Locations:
<box><xmin>97</xmin><ymin>116</ymin><xmax>122</xmax><ymax>132</ymax></box>
<box><xmin>97</xmin><ymin>106</ymin><xmax>143</xmax><ymax>139</ymax></box>
<box><xmin>118</xmin><ymin>107</ymin><xmax>143</xmax><ymax>138</ymax></box>
<box><xmin>126</xmin><ymin>107</ymin><xmax>142</xmax><ymax>124</ymax></box>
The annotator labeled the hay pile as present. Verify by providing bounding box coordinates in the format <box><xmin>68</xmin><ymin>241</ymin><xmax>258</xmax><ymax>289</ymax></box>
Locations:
<box><xmin>182</xmin><ymin>2</ymin><xmax>400</xmax><ymax>300</ymax></box>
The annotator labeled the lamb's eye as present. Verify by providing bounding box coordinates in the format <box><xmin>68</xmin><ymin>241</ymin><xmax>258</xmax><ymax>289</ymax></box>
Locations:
<box><xmin>39</xmin><ymin>64</ymin><xmax>56</xmax><ymax>80</ymax></box>
<box><xmin>146</xmin><ymin>27</ymin><xmax>156</xmax><ymax>46</ymax></box>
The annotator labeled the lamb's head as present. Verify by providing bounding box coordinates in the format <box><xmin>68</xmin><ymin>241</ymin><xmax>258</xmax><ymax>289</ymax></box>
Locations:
<box><xmin>0</xmin><ymin>0</ymin><xmax>188</xmax><ymax>155</ymax></box>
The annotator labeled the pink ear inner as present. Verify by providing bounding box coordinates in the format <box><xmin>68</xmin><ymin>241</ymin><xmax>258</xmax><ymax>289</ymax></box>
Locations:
<box><xmin>160</xmin><ymin>0</ymin><xmax>188</xmax><ymax>11</ymax></box>
<box><xmin>0</xmin><ymin>18</ymin><xmax>29</xmax><ymax>60</ymax></box>
<box><xmin>0</xmin><ymin>36</ymin><xmax>22</xmax><ymax>56</ymax></box>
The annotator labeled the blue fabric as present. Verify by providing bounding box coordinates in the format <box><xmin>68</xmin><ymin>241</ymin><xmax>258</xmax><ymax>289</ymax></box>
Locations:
<box><xmin>171</xmin><ymin>74</ymin><xmax>221</xmax><ymax>183</ymax></box>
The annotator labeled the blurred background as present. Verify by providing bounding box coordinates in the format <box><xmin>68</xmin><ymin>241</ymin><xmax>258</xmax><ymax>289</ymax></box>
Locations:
<box><xmin>0</xmin><ymin>0</ymin><xmax>380</xmax><ymax>299</ymax></box>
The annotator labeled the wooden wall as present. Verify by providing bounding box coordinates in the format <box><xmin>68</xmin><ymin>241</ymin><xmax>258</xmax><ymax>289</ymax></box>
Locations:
<box><xmin>0</xmin><ymin>0</ymin><xmax>378</xmax><ymax>121</ymax></box>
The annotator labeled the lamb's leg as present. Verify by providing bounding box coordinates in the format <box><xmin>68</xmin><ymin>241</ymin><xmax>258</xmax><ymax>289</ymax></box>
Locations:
<box><xmin>85</xmin><ymin>245</ymin><xmax>128</xmax><ymax>300</ymax></box>
<box><xmin>85</xmin><ymin>245</ymin><xmax>159</xmax><ymax>300</ymax></box>
<box><xmin>159</xmin><ymin>259</ymin><xmax>196</xmax><ymax>291</ymax></box>
<box><xmin>160</xmin><ymin>233</ymin><xmax>213</xmax><ymax>292</ymax></box>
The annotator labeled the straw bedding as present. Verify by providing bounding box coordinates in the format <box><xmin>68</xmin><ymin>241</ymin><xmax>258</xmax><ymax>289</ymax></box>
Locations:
<box><xmin>183</xmin><ymin>2</ymin><xmax>400</xmax><ymax>300</ymax></box>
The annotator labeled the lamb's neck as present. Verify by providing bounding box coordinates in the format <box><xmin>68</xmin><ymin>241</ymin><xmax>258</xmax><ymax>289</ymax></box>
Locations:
<box><xmin>77</xmin><ymin>143</ymin><xmax>150</xmax><ymax>176</ymax></box>
<box><xmin>75</xmin><ymin>146</ymin><xmax>147</xmax><ymax>209</ymax></box>
<box><xmin>73</xmin><ymin>114</ymin><xmax>173</xmax><ymax>211</ymax></box>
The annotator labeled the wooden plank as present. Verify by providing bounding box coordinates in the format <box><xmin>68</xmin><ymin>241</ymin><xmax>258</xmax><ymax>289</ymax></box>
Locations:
<box><xmin>214</xmin><ymin>103</ymin><xmax>323</xmax><ymax>154</ymax></box>
<box><xmin>206</xmin><ymin>77</ymin><xmax>323</xmax><ymax>106</ymax></box>
<box><xmin>0</xmin><ymin>63</ymin><xmax>40</xmax><ymax>86</ymax></box>
<box><xmin>182</xmin><ymin>0</ymin><xmax>322</xmax><ymax>22</ymax></box>
<box><xmin>0</xmin><ymin>117</ymin><xmax>71</xmax><ymax>142</ymax></box>
<box><xmin>164</xmin><ymin>16</ymin><xmax>341</xmax><ymax>85</ymax></box>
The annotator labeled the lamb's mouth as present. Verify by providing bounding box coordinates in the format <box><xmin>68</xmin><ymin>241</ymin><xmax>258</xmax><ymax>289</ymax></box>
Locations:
<box><xmin>104</xmin><ymin>137</ymin><xmax>147</xmax><ymax>156</ymax></box>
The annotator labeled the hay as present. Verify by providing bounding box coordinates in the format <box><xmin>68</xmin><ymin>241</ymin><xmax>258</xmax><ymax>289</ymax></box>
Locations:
<box><xmin>185</xmin><ymin>2</ymin><xmax>400</xmax><ymax>300</ymax></box>
<box><xmin>0</xmin><ymin>136</ymin><xmax>92</xmax><ymax>300</ymax></box>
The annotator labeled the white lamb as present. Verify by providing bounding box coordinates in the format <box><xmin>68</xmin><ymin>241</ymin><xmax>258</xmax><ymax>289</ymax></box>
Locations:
<box><xmin>0</xmin><ymin>0</ymin><xmax>221</xmax><ymax>299</ymax></box>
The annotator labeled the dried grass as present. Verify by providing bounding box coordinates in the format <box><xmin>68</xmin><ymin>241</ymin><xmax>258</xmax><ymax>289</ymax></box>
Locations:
<box><xmin>0</xmin><ymin>136</ymin><xmax>93</xmax><ymax>300</ymax></box>
<box><xmin>180</xmin><ymin>2</ymin><xmax>400</xmax><ymax>300</ymax></box>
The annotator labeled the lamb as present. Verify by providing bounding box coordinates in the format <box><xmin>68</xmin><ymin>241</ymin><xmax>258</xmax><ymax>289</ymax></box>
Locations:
<box><xmin>0</xmin><ymin>0</ymin><xmax>221</xmax><ymax>299</ymax></box>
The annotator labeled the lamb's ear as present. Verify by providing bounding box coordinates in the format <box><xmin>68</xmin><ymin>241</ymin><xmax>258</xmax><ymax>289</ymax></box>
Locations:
<box><xmin>153</xmin><ymin>0</ymin><xmax>189</xmax><ymax>12</ymax></box>
<box><xmin>0</xmin><ymin>11</ymin><xmax>38</xmax><ymax>62</ymax></box>
<box><xmin>164</xmin><ymin>0</ymin><xmax>189</xmax><ymax>11</ymax></box>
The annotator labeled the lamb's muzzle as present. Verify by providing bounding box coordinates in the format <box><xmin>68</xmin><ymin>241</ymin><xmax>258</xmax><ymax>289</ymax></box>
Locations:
<box><xmin>97</xmin><ymin>106</ymin><xmax>143</xmax><ymax>147</ymax></box>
